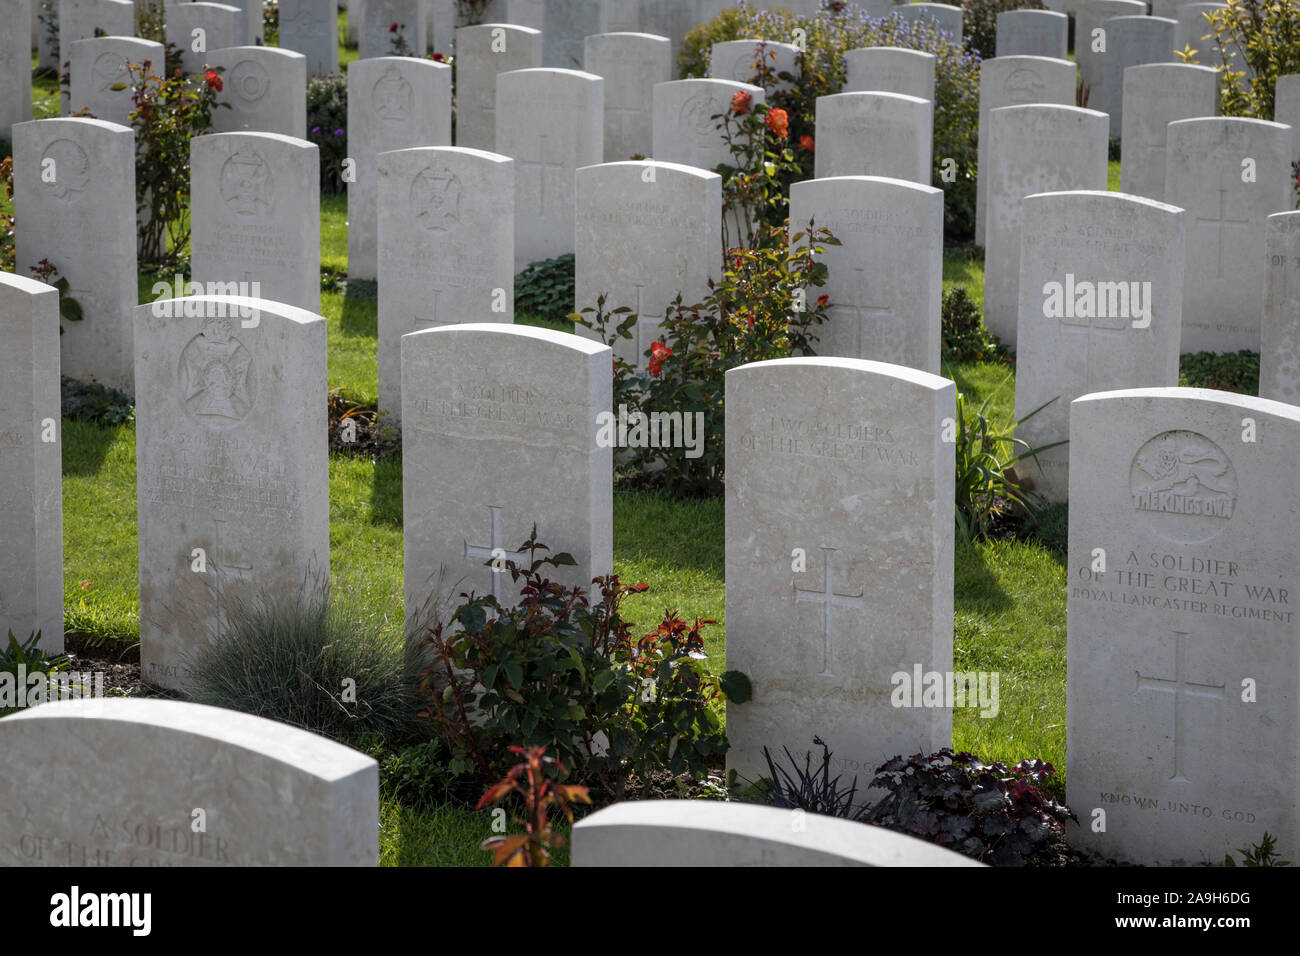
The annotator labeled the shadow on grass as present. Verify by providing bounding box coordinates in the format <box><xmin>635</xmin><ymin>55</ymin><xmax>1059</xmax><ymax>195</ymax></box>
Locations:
<box><xmin>954</xmin><ymin>537</ymin><xmax>1013</xmax><ymax>613</ymax></box>
<box><xmin>341</xmin><ymin>279</ymin><xmax>378</xmax><ymax>338</ymax></box>
<box><xmin>369</xmin><ymin>457</ymin><xmax>403</xmax><ymax>529</ymax></box>
<box><xmin>61</xmin><ymin>419</ymin><xmax>122</xmax><ymax>477</ymax></box>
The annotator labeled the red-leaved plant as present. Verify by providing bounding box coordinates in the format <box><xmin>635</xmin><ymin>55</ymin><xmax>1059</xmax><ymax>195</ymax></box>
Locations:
<box><xmin>476</xmin><ymin>745</ymin><xmax>591</xmax><ymax>867</ymax></box>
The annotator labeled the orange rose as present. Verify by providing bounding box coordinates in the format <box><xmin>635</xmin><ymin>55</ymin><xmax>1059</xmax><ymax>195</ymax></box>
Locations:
<box><xmin>799</xmin><ymin>134</ymin><xmax>815</xmax><ymax>151</ymax></box>
<box><xmin>648</xmin><ymin>341</ymin><xmax>673</xmax><ymax>377</ymax></box>
<box><xmin>731</xmin><ymin>90</ymin><xmax>752</xmax><ymax>115</ymax></box>
<box><xmin>765</xmin><ymin>108</ymin><xmax>789</xmax><ymax>137</ymax></box>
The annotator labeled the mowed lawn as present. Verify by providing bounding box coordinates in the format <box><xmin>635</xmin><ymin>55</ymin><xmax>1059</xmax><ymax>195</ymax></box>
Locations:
<box><xmin>27</xmin><ymin>45</ymin><xmax>1098</xmax><ymax>862</ymax></box>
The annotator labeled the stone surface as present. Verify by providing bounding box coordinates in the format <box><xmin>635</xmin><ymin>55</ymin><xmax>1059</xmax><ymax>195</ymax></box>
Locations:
<box><xmin>0</xmin><ymin>272</ymin><xmax>63</xmax><ymax>655</ymax></box>
<box><xmin>1014</xmin><ymin>190</ymin><xmax>1184</xmax><ymax>502</ymax></box>
<box><xmin>710</xmin><ymin>39</ymin><xmax>800</xmax><ymax>94</ymax></box>
<box><xmin>362</xmin><ymin>0</ymin><xmax>427</xmax><ymax>58</ymax></box>
<box><xmin>572</xmin><ymin>800</ymin><xmax>986</xmax><ymax>866</ymax></box>
<box><xmin>1067</xmin><ymin>387</ymin><xmax>1300</xmax><ymax>865</ymax></box>
<box><xmin>378</xmin><ymin>146</ymin><xmax>514</xmax><ymax>421</ymax></box>
<box><xmin>191</xmin><ymin>131</ymin><xmax>321</xmax><ymax>314</ymax></box>
<box><xmin>1277</xmin><ymin>73</ymin><xmax>1300</xmax><ymax>166</ymax></box>
<box><xmin>167</xmin><ymin>2</ymin><xmax>240</xmax><ymax>76</ymax></box>
<box><xmin>401</xmin><ymin>324</ymin><xmax>612</xmax><ymax>633</ymax></box>
<box><xmin>983</xmin><ymin>104</ymin><xmax>1110</xmax><ymax>349</ymax></box>
<box><xmin>574</xmin><ymin>160</ymin><xmax>721</xmax><ymax>368</ymax></box>
<box><xmin>13</xmin><ymin>117</ymin><xmax>137</xmax><ymax>393</ymax></box>
<box><xmin>206</xmin><ymin>47</ymin><xmax>308</xmax><ymax>139</ymax></box>
<box><xmin>0</xmin><ymin>699</ymin><xmax>377</xmax><ymax>865</ymax></box>
<box><xmin>134</xmin><ymin>294</ymin><xmax>329</xmax><ymax>691</ymax></box>
<box><xmin>814</xmin><ymin>92</ymin><xmax>932</xmax><ymax>184</ymax></box>
<box><xmin>584</xmin><ymin>32</ymin><xmax>672</xmax><ymax>162</ymax></box>
<box><xmin>893</xmin><ymin>3</ymin><xmax>963</xmax><ymax>44</ymax></box>
<box><xmin>1164</xmin><ymin>117</ymin><xmax>1292</xmax><ymax>353</ymax></box>
<box><xmin>506</xmin><ymin>0</ymin><xmax>600</xmax><ymax>69</ymax></box>
<box><xmin>496</xmin><ymin>68</ymin><xmax>603</xmax><ymax>269</ymax></box>
<box><xmin>995</xmin><ymin>9</ymin><xmax>1068</xmax><ymax>59</ymax></box>
<box><xmin>56</xmin><ymin>0</ymin><xmax>134</xmax><ymax>66</ymax></box>
<box><xmin>651</xmin><ymin>77</ymin><xmax>765</xmax><ymax>171</ymax></box>
<box><xmin>348</xmin><ymin>57</ymin><xmax>452</xmax><ymax>279</ymax></box>
<box><xmin>724</xmin><ymin>357</ymin><xmax>955</xmax><ymax>793</ymax></box>
<box><xmin>279</xmin><ymin>0</ymin><xmax>340</xmax><ymax>77</ymax></box>
<box><xmin>69</xmin><ymin>37</ymin><xmax>165</xmax><ymax>127</ymax></box>
<box><xmin>219</xmin><ymin>0</ymin><xmax>264</xmax><ymax>46</ymax></box>
<box><xmin>844</xmin><ymin>46</ymin><xmax>936</xmax><ymax>103</ymax></box>
<box><xmin>453</xmin><ymin>23</ymin><xmax>542</xmax><ymax>152</ymax></box>
<box><xmin>1258</xmin><ymin>212</ymin><xmax>1300</xmax><ymax>404</ymax></box>
<box><xmin>1173</xmin><ymin>3</ymin><xmax>1248</xmax><ymax>77</ymax></box>
<box><xmin>1119</xmin><ymin>62</ymin><xmax>1219</xmax><ymax>200</ymax></box>
<box><xmin>788</xmin><ymin>175</ymin><xmax>943</xmax><ymax>373</ymax></box>
<box><xmin>1075</xmin><ymin>0</ymin><xmax>1148</xmax><ymax>122</ymax></box>
<box><xmin>1101</xmin><ymin>15</ymin><xmax>1178</xmax><ymax>138</ymax></box>
<box><xmin>1</xmin><ymin>0</ymin><xmax>33</xmax><ymax>140</ymax></box>
<box><xmin>975</xmin><ymin>55</ymin><xmax>1077</xmax><ymax>245</ymax></box>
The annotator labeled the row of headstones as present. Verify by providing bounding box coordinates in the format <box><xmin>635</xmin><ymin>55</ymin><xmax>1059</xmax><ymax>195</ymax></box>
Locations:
<box><xmin>6</xmin><ymin>268</ymin><xmax>1296</xmax><ymax>865</ymax></box>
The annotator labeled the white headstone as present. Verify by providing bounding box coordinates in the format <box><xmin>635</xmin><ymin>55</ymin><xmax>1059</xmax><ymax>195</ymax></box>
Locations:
<box><xmin>1165</xmin><ymin>117</ymin><xmax>1293</xmax><ymax>353</ymax></box>
<box><xmin>362</xmin><ymin>0</ymin><xmax>427</xmax><ymax>58</ymax></box>
<box><xmin>1076</xmin><ymin>0</ymin><xmax>1148</xmax><ymax>120</ymax></box>
<box><xmin>191</xmin><ymin>131</ymin><xmax>322</xmax><ymax>314</ymax></box>
<box><xmin>13</xmin><ymin>117</ymin><xmax>137</xmax><ymax>392</ymax></box>
<box><xmin>651</xmin><ymin>77</ymin><xmax>765</xmax><ymax>172</ymax></box>
<box><xmin>725</xmin><ymin>358</ymin><xmax>955</xmax><ymax>793</ymax></box>
<box><xmin>574</xmin><ymin>160</ymin><xmax>721</xmax><ymax>367</ymax></box>
<box><xmin>453</xmin><ymin>23</ymin><xmax>542</xmax><ymax>151</ymax></box>
<box><xmin>206</xmin><ymin>46</ymin><xmax>308</xmax><ymax>138</ymax></box>
<box><xmin>1171</xmin><ymin>2</ymin><xmax>1225</xmax><ymax>59</ymax></box>
<box><xmin>893</xmin><ymin>3</ymin><xmax>964</xmax><ymax>45</ymax></box>
<box><xmin>496</xmin><ymin>67</ymin><xmax>604</xmax><ymax>269</ymax></box>
<box><xmin>378</xmin><ymin>146</ymin><xmax>514</xmax><ymax>421</ymax></box>
<box><xmin>814</xmin><ymin>92</ymin><xmax>932</xmax><ymax>185</ymax></box>
<box><xmin>134</xmin><ymin>294</ymin><xmax>329</xmax><ymax>690</ymax></box>
<box><xmin>584</xmin><ymin>32</ymin><xmax>672</xmax><ymax>162</ymax></box>
<box><xmin>347</xmin><ymin>57</ymin><xmax>452</xmax><ymax>279</ymax></box>
<box><xmin>788</xmin><ymin>176</ymin><xmax>943</xmax><ymax>373</ymax></box>
<box><xmin>0</xmin><ymin>272</ymin><xmax>63</xmax><ymax>654</ymax></box>
<box><xmin>69</xmin><ymin>37</ymin><xmax>165</xmax><ymax>127</ymax></box>
<box><xmin>983</xmin><ymin>104</ymin><xmax>1110</xmax><ymax>349</ymax></box>
<box><xmin>167</xmin><ymin>2</ymin><xmax>241</xmax><ymax>76</ymax></box>
<box><xmin>710</xmin><ymin>38</ymin><xmax>800</xmax><ymax>94</ymax></box>
<box><xmin>56</xmin><ymin>0</ymin><xmax>134</xmax><ymax>66</ymax></box>
<box><xmin>975</xmin><ymin>55</ymin><xmax>1077</xmax><ymax>245</ymax></box>
<box><xmin>1119</xmin><ymin>62</ymin><xmax>1219</xmax><ymax>200</ymax></box>
<box><xmin>995</xmin><ymin>9</ymin><xmax>1068</xmax><ymax>59</ymax></box>
<box><xmin>1067</xmin><ymin>387</ymin><xmax>1300</xmax><ymax>865</ymax></box>
<box><xmin>0</xmin><ymin>699</ymin><xmax>377</xmax><ymax>866</ymax></box>
<box><xmin>1</xmin><ymin>0</ymin><xmax>33</xmax><ymax>140</ymax></box>
<box><xmin>572</xmin><ymin>801</ymin><xmax>986</xmax><ymax>866</ymax></box>
<box><xmin>401</xmin><ymin>324</ymin><xmax>612</xmax><ymax>631</ymax></box>
<box><xmin>1257</xmin><ymin>211</ymin><xmax>1300</xmax><ymax>403</ymax></box>
<box><xmin>844</xmin><ymin>46</ymin><xmax>936</xmax><ymax>103</ymax></box>
<box><xmin>279</xmin><ymin>0</ymin><xmax>340</xmax><ymax>77</ymax></box>
<box><xmin>1101</xmin><ymin>15</ymin><xmax>1178</xmax><ymax>138</ymax></box>
<box><xmin>1276</xmin><ymin>74</ymin><xmax>1300</xmax><ymax>166</ymax></box>
<box><xmin>536</xmin><ymin>0</ymin><xmax>601</xmax><ymax>70</ymax></box>
<box><xmin>1014</xmin><ymin>190</ymin><xmax>1184</xmax><ymax>502</ymax></box>
<box><xmin>220</xmin><ymin>0</ymin><xmax>264</xmax><ymax>46</ymax></box>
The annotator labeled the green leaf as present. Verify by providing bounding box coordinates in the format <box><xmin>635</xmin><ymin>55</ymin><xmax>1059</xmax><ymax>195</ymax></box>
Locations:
<box><xmin>60</xmin><ymin>297</ymin><xmax>84</xmax><ymax>321</ymax></box>
<box><xmin>719</xmin><ymin>670</ymin><xmax>753</xmax><ymax>704</ymax></box>
<box><xmin>504</xmin><ymin>660</ymin><xmax>523</xmax><ymax>689</ymax></box>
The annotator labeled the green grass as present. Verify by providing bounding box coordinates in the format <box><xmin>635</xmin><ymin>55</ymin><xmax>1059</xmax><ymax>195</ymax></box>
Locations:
<box><xmin>1108</xmin><ymin>158</ymin><xmax>1121</xmax><ymax>192</ymax></box>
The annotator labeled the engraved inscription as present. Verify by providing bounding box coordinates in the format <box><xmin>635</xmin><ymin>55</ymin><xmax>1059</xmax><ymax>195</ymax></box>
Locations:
<box><xmin>178</xmin><ymin>316</ymin><xmax>257</xmax><ymax>429</ymax></box>
<box><xmin>1130</xmin><ymin>431</ymin><xmax>1236</xmax><ymax>543</ymax></box>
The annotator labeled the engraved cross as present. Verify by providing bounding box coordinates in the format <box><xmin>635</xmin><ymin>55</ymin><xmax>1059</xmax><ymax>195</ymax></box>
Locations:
<box><xmin>464</xmin><ymin>506</ymin><xmax>529</xmax><ymax>601</ymax></box>
<box><xmin>1135</xmin><ymin>630</ymin><xmax>1226</xmax><ymax>782</ymax></box>
<box><xmin>1195</xmin><ymin>171</ymin><xmax>1251</xmax><ymax>279</ymax></box>
<box><xmin>794</xmin><ymin>546</ymin><xmax>864</xmax><ymax>677</ymax></box>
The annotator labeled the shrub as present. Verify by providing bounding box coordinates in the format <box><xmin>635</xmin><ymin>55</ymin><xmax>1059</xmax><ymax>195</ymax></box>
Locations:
<box><xmin>414</xmin><ymin>534</ymin><xmax>731</xmax><ymax>795</ymax></box>
<box><xmin>62</xmin><ymin>377</ymin><xmax>135</xmax><ymax>426</ymax></box>
<box><xmin>307</xmin><ymin>75</ymin><xmax>348</xmax><ymax>195</ymax></box>
<box><xmin>263</xmin><ymin>0</ymin><xmax>280</xmax><ymax>46</ymax></box>
<box><xmin>328</xmin><ymin>387</ymin><xmax>399</xmax><ymax>459</ymax></box>
<box><xmin>1223</xmin><ymin>831</ymin><xmax>1292</xmax><ymax>866</ymax></box>
<box><xmin>715</xmin><ymin>81</ymin><xmax>806</xmax><ymax>249</ymax></box>
<box><xmin>759</xmin><ymin>737</ymin><xmax>871</xmax><ymax>821</ymax></box>
<box><xmin>185</xmin><ymin>571</ymin><xmax>425</xmax><ymax>747</ymax></box>
<box><xmin>863</xmin><ymin>748</ymin><xmax>1076</xmax><ymax>866</ymax></box>
<box><xmin>1201</xmin><ymin>0</ymin><xmax>1300</xmax><ymax>122</ymax></box>
<box><xmin>381</xmin><ymin>739</ymin><xmax>465</xmax><ymax>807</ymax></box>
<box><xmin>574</xmin><ymin>221</ymin><xmax>834</xmax><ymax>497</ymax></box>
<box><xmin>679</xmin><ymin>2</ymin><xmax>982</xmax><ymax>238</ymax></box>
<box><xmin>476</xmin><ymin>745</ymin><xmax>591</xmax><ymax>867</ymax></box>
<box><xmin>135</xmin><ymin>0</ymin><xmax>165</xmax><ymax>43</ymax></box>
<box><xmin>1178</xmin><ymin>350</ymin><xmax>1260</xmax><ymax>394</ymax></box>
<box><xmin>0</xmin><ymin>156</ymin><xmax>13</xmax><ymax>272</ymax></box>
<box><xmin>942</xmin><ymin>285</ymin><xmax>1006</xmax><ymax>364</ymax></box>
<box><xmin>0</xmin><ymin>631</ymin><xmax>75</xmax><ymax>714</ymax></box>
<box><xmin>953</xmin><ymin>381</ymin><xmax>1063</xmax><ymax>542</ymax></box>
<box><xmin>961</xmin><ymin>0</ymin><xmax>1046</xmax><ymax>59</ymax></box>
<box><xmin>123</xmin><ymin>61</ymin><xmax>228</xmax><ymax>265</ymax></box>
<box><xmin>514</xmin><ymin>253</ymin><xmax>576</xmax><ymax>322</ymax></box>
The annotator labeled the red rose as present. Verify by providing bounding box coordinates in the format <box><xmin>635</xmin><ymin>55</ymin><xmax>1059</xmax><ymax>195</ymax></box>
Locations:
<box><xmin>390</xmin><ymin>22</ymin><xmax>399</xmax><ymax>32</ymax></box>
<box><xmin>204</xmin><ymin>69</ymin><xmax>223</xmax><ymax>92</ymax></box>
<box><xmin>731</xmin><ymin>90</ymin><xmax>752</xmax><ymax>115</ymax></box>
<box><xmin>817</xmin><ymin>294</ymin><xmax>829</xmax><ymax>308</ymax></box>
<box><xmin>799</xmin><ymin>135</ymin><xmax>815</xmax><ymax>151</ymax></box>
<box><xmin>432</xmin><ymin>52</ymin><xmax>445</xmax><ymax>61</ymax></box>
<box><xmin>648</xmin><ymin>341</ymin><xmax>673</xmax><ymax>377</ymax></box>
<box><xmin>765</xmin><ymin>108</ymin><xmax>789</xmax><ymax>138</ymax></box>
